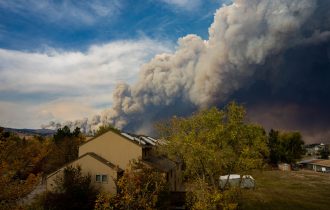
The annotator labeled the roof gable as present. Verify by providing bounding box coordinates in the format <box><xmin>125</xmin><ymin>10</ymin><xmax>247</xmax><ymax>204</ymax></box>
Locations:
<box><xmin>47</xmin><ymin>152</ymin><xmax>123</xmax><ymax>179</ymax></box>
<box><xmin>79</xmin><ymin>130</ymin><xmax>159</xmax><ymax>149</ymax></box>
<box><xmin>313</xmin><ymin>160</ymin><xmax>330</xmax><ymax>167</ymax></box>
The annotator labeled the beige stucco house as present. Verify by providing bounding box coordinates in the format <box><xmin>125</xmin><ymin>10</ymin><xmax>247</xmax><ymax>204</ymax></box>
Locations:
<box><xmin>46</xmin><ymin>130</ymin><xmax>182</xmax><ymax>193</ymax></box>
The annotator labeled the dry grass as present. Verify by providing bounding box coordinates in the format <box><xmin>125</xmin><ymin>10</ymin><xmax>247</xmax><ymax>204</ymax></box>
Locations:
<box><xmin>241</xmin><ymin>170</ymin><xmax>330</xmax><ymax>210</ymax></box>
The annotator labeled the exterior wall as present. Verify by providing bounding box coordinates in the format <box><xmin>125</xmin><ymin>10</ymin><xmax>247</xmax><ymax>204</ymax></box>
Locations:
<box><xmin>308</xmin><ymin>164</ymin><xmax>330</xmax><ymax>172</ymax></box>
<box><xmin>306</xmin><ymin>163</ymin><xmax>330</xmax><ymax>173</ymax></box>
<box><xmin>306</xmin><ymin>163</ymin><xmax>314</xmax><ymax>170</ymax></box>
<box><xmin>79</xmin><ymin>131</ymin><xmax>143</xmax><ymax>170</ymax></box>
<box><xmin>321</xmin><ymin>166</ymin><xmax>330</xmax><ymax>172</ymax></box>
<box><xmin>46</xmin><ymin>155</ymin><xmax>118</xmax><ymax>194</ymax></box>
<box><xmin>278</xmin><ymin>163</ymin><xmax>291</xmax><ymax>171</ymax></box>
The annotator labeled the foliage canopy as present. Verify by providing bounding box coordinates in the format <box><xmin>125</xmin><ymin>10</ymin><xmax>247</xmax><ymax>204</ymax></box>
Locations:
<box><xmin>43</xmin><ymin>126</ymin><xmax>84</xmax><ymax>173</ymax></box>
<box><xmin>0</xmin><ymin>128</ymin><xmax>47</xmax><ymax>209</ymax></box>
<box><xmin>95</xmin><ymin>161</ymin><xmax>169</xmax><ymax>210</ymax></box>
<box><xmin>268</xmin><ymin>129</ymin><xmax>305</xmax><ymax>164</ymax></box>
<box><xmin>157</xmin><ymin>102</ymin><xmax>269</xmax><ymax>209</ymax></box>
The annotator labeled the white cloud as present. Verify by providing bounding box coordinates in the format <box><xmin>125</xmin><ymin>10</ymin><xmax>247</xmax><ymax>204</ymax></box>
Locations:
<box><xmin>0</xmin><ymin>0</ymin><xmax>122</xmax><ymax>25</ymax></box>
<box><xmin>160</xmin><ymin>0</ymin><xmax>202</xmax><ymax>11</ymax></box>
<box><xmin>0</xmin><ymin>100</ymin><xmax>98</xmax><ymax>129</ymax></box>
<box><xmin>0</xmin><ymin>38</ymin><xmax>173</xmax><ymax>128</ymax></box>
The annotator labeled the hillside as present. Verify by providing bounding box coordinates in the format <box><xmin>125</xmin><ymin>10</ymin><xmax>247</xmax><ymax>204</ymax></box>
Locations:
<box><xmin>3</xmin><ymin>127</ymin><xmax>55</xmax><ymax>137</ymax></box>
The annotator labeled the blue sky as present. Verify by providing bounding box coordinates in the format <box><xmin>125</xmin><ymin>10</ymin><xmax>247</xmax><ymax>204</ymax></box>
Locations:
<box><xmin>0</xmin><ymin>0</ymin><xmax>223</xmax><ymax>51</ymax></box>
<box><xmin>0</xmin><ymin>0</ymin><xmax>226</xmax><ymax>128</ymax></box>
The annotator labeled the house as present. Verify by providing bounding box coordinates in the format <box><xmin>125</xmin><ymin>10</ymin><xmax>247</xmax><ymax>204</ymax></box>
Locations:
<box><xmin>305</xmin><ymin>159</ymin><xmax>330</xmax><ymax>173</ymax></box>
<box><xmin>305</xmin><ymin>143</ymin><xmax>326</xmax><ymax>156</ymax></box>
<box><xmin>46</xmin><ymin>130</ymin><xmax>182</xmax><ymax>193</ymax></box>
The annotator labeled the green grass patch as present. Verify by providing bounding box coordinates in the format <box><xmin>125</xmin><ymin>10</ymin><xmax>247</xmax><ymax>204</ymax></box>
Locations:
<box><xmin>241</xmin><ymin>170</ymin><xmax>330</xmax><ymax>210</ymax></box>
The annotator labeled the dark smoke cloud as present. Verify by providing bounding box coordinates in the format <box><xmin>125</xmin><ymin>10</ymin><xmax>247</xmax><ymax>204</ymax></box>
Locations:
<box><xmin>241</xmin><ymin>39</ymin><xmax>330</xmax><ymax>143</ymax></box>
<box><xmin>45</xmin><ymin>0</ymin><xmax>330</xmax><ymax>143</ymax></box>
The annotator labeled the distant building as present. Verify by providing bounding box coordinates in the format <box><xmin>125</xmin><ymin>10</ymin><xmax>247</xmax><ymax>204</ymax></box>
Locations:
<box><xmin>46</xmin><ymin>130</ymin><xmax>183</xmax><ymax>193</ymax></box>
<box><xmin>305</xmin><ymin>143</ymin><xmax>326</xmax><ymax>156</ymax></box>
<box><xmin>305</xmin><ymin>159</ymin><xmax>330</xmax><ymax>173</ymax></box>
<box><xmin>278</xmin><ymin>163</ymin><xmax>291</xmax><ymax>171</ymax></box>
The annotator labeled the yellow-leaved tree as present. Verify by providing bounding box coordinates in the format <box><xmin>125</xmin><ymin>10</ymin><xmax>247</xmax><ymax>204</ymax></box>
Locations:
<box><xmin>156</xmin><ymin>102</ymin><xmax>269</xmax><ymax>209</ymax></box>
<box><xmin>95</xmin><ymin>160</ymin><xmax>169</xmax><ymax>210</ymax></box>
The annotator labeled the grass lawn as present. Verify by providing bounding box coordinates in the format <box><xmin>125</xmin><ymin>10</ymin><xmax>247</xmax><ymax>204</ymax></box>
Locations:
<box><xmin>241</xmin><ymin>170</ymin><xmax>330</xmax><ymax>210</ymax></box>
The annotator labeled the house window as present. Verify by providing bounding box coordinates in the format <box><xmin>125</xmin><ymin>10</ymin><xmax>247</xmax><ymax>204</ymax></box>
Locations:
<box><xmin>102</xmin><ymin>175</ymin><xmax>108</xmax><ymax>182</ymax></box>
<box><xmin>96</xmin><ymin>175</ymin><xmax>101</xmax><ymax>182</ymax></box>
<box><xmin>96</xmin><ymin>174</ymin><xmax>108</xmax><ymax>183</ymax></box>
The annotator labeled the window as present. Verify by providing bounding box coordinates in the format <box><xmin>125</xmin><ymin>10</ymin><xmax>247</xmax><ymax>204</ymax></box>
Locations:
<box><xmin>96</xmin><ymin>174</ymin><xmax>108</xmax><ymax>183</ymax></box>
<box><xmin>102</xmin><ymin>175</ymin><xmax>108</xmax><ymax>182</ymax></box>
<box><xmin>96</xmin><ymin>175</ymin><xmax>101</xmax><ymax>182</ymax></box>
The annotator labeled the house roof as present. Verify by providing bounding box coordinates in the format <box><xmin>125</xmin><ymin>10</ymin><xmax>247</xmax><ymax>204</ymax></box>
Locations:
<box><xmin>88</xmin><ymin>152</ymin><xmax>124</xmax><ymax>172</ymax></box>
<box><xmin>143</xmin><ymin>156</ymin><xmax>176</xmax><ymax>172</ymax></box>
<box><xmin>312</xmin><ymin>159</ymin><xmax>330</xmax><ymax>167</ymax></box>
<box><xmin>80</xmin><ymin>130</ymin><xmax>159</xmax><ymax>148</ymax></box>
<box><xmin>297</xmin><ymin>159</ymin><xmax>319</xmax><ymax>164</ymax></box>
<box><xmin>120</xmin><ymin>132</ymin><xmax>159</xmax><ymax>146</ymax></box>
<box><xmin>46</xmin><ymin>152</ymin><xmax>123</xmax><ymax>179</ymax></box>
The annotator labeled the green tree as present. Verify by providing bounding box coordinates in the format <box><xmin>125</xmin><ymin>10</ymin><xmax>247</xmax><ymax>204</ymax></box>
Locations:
<box><xmin>156</xmin><ymin>102</ymin><xmax>269</xmax><ymax>209</ymax></box>
<box><xmin>267</xmin><ymin>130</ymin><xmax>305</xmax><ymax>164</ymax></box>
<box><xmin>43</xmin><ymin>126</ymin><xmax>84</xmax><ymax>173</ymax></box>
<box><xmin>279</xmin><ymin>132</ymin><xmax>304</xmax><ymax>163</ymax></box>
<box><xmin>94</xmin><ymin>124</ymin><xmax>120</xmax><ymax>137</ymax></box>
<box><xmin>53</xmin><ymin>126</ymin><xmax>81</xmax><ymax>144</ymax></box>
<box><xmin>268</xmin><ymin>129</ymin><xmax>280</xmax><ymax>164</ymax></box>
<box><xmin>320</xmin><ymin>145</ymin><xmax>329</xmax><ymax>159</ymax></box>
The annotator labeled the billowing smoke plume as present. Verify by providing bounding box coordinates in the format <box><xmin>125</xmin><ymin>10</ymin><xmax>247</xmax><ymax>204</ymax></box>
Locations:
<box><xmin>45</xmin><ymin>0</ymin><xmax>330</xmax><ymax>142</ymax></box>
<box><xmin>42</xmin><ymin>115</ymin><xmax>101</xmax><ymax>134</ymax></box>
